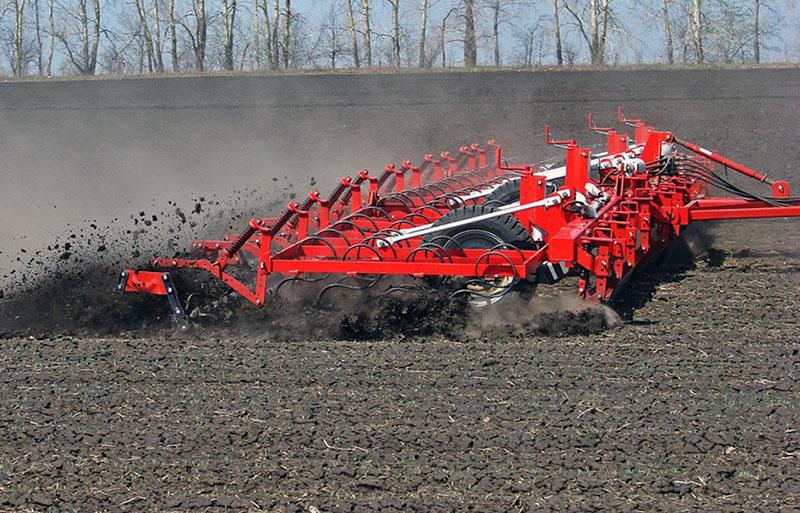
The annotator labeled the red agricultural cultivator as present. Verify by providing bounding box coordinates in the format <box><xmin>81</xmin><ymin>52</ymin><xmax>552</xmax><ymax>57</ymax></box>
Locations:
<box><xmin>119</xmin><ymin>108</ymin><xmax>800</xmax><ymax>330</ymax></box>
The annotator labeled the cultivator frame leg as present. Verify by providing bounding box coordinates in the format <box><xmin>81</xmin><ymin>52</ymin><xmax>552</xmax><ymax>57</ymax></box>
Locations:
<box><xmin>117</xmin><ymin>270</ymin><xmax>190</xmax><ymax>331</ymax></box>
<box><xmin>120</xmin><ymin>108</ymin><xmax>800</xmax><ymax>327</ymax></box>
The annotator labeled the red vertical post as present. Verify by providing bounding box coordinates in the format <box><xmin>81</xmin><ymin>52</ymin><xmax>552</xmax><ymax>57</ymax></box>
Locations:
<box><xmin>476</xmin><ymin>146</ymin><xmax>487</xmax><ymax>168</ymax></box>
<box><xmin>641</xmin><ymin>131</ymin><xmax>670</xmax><ymax>163</ymax></box>
<box><xmin>565</xmin><ymin>145</ymin><xmax>590</xmax><ymax>197</ymax></box>
<box><xmin>607</xmin><ymin>131</ymin><xmax>628</xmax><ymax>154</ymax></box>
<box><xmin>254</xmin><ymin>232</ymin><xmax>272</xmax><ymax>306</ymax></box>
<box><xmin>318</xmin><ymin>201</ymin><xmax>330</xmax><ymax>228</ymax></box>
<box><xmin>349</xmin><ymin>184</ymin><xmax>362</xmax><ymax>211</ymax></box>
<box><xmin>634</xmin><ymin>124</ymin><xmax>653</xmax><ymax>145</ymax></box>
<box><xmin>515</xmin><ymin>168</ymin><xmax>546</xmax><ymax>230</ymax></box>
<box><xmin>387</xmin><ymin>164</ymin><xmax>405</xmax><ymax>193</ymax></box>
<box><xmin>441</xmin><ymin>152</ymin><xmax>456</xmax><ymax>176</ymax></box>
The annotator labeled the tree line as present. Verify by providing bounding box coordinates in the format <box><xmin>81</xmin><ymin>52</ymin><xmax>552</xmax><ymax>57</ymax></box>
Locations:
<box><xmin>0</xmin><ymin>0</ymin><xmax>792</xmax><ymax>77</ymax></box>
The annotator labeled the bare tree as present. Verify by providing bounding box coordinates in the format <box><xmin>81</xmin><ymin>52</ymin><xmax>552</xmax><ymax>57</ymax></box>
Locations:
<box><xmin>194</xmin><ymin>0</ymin><xmax>207</xmax><ymax>70</ymax></box>
<box><xmin>753</xmin><ymin>0</ymin><xmax>760</xmax><ymax>63</ymax></box>
<box><xmin>168</xmin><ymin>0</ymin><xmax>178</xmax><ymax>71</ymax></box>
<box><xmin>418</xmin><ymin>0</ymin><xmax>428</xmax><ymax>66</ymax></box>
<box><xmin>345</xmin><ymin>0</ymin><xmax>360</xmax><ymax>66</ymax></box>
<box><xmin>271</xmin><ymin>0</ymin><xmax>280</xmax><ymax>65</ymax></box>
<box><xmin>252</xmin><ymin>0</ymin><xmax>260</xmax><ymax>68</ymax></box>
<box><xmin>283</xmin><ymin>0</ymin><xmax>290</xmax><ymax>67</ymax></box>
<box><xmin>690</xmin><ymin>0</ymin><xmax>703</xmax><ymax>62</ymax></box>
<box><xmin>258</xmin><ymin>0</ymin><xmax>276</xmax><ymax>68</ymax></box>
<box><xmin>134</xmin><ymin>0</ymin><xmax>156</xmax><ymax>71</ymax></box>
<box><xmin>47</xmin><ymin>0</ymin><xmax>54</xmax><ymax>74</ymax></box>
<box><xmin>514</xmin><ymin>15</ymin><xmax>545</xmax><ymax>66</ymax></box>
<box><xmin>387</xmin><ymin>0</ymin><xmax>400</xmax><ymax>66</ymax></box>
<box><xmin>151</xmin><ymin>0</ymin><xmax>163</xmax><ymax>71</ymax></box>
<box><xmin>485</xmin><ymin>0</ymin><xmax>520</xmax><ymax>67</ymax></box>
<box><xmin>662</xmin><ymin>0</ymin><xmax>673</xmax><ymax>64</ymax></box>
<box><xmin>320</xmin><ymin>1</ymin><xmax>344</xmax><ymax>67</ymax></box>
<box><xmin>57</xmin><ymin>0</ymin><xmax>102</xmax><ymax>75</ymax></box>
<box><xmin>361</xmin><ymin>0</ymin><xmax>372</xmax><ymax>66</ymax></box>
<box><xmin>222</xmin><ymin>0</ymin><xmax>238</xmax><ymax>70</ymax></box>
<box><xmin>707</xmin><ymin>0</ymin><xmax>754</xmax><ymax>63</ymax></box>
<box><xmin>561</xmin><ymin>0</ymin><xmax>613</xmax><ymax>65</ymax></box>
<box><xmin>440</xmin><ymin>5</ymin><xmax>457</xmax><ymax>66</ymax></box>
<box><xmin>177</xmin><ymin>0</ymin><xmax>208</xmax><ymax>70</ymax></box>
<box><xmin>553</xmin><ymin>0</ymin><xmax>563</xmax><ymax>65</ymax></box>
<box><xmin>489</xmin><ymin>0</ymin><xmax>500</xmax><ymax>66</ymax></box>
<box><xmin>34</xmin><ymin>0</ymin><xmax>44</xmax><ymax>74</ymax></box>
<box><xmin>12</xmin><ymin>0</ymin><xmax>27</xmax><ymax>77</ymax></box>
<box><xmin>463</xmin><ymin>0</ymin><xmax>477</xmax><ymax>66</ymax></box>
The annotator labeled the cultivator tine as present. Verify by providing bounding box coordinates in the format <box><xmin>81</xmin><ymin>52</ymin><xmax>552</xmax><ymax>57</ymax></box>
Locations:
<box><xmin>119</xmin><ymin>110</ymin><xmax>800</xmax><ymax>325</ymax></box>
<box><xmin>118</xmin><ymin>270</ymin><xmax>189</xmax><ymax>331</ymax></box>
<box><xmin>272</xmin><ymin>273</ymin><xmax>333</xmax><ymax>299</ymax></box>
<box><xmin>316</xmin><ymin>275</ymin><xmax>383</xmax><ymax>308</ymax></box>
<box><xmin>382</xmin><ymin>283</ymin><xmax>429</xmax><ymax>296</ymax></box>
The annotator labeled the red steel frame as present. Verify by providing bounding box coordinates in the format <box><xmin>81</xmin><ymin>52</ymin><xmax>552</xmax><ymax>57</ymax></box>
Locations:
<box><xmin>119</xmin><ymin>109</ymin><xmax>800</xmax><ymax>325</ymax></box>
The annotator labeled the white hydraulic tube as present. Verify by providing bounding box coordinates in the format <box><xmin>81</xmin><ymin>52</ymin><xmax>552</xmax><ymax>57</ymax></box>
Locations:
<box><xmin>381</xmin><ymin>190</ymin><xmax>570</xmax><ymax>246</ymax></box>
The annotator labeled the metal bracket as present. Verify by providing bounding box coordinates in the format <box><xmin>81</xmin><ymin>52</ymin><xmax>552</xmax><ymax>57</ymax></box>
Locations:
<box><xmin>161</xmin><ymin>273</ymin><xmax>190</xmax><ymax>332</ymax></box>
<box><xmin>116</xmin><ymin>270</ymin><xmax>130</xmax><ymax>293</ymax></box>
<box><xmin>118</xmin><ymin>270</ymin><xmax>189</xmax><ymax>331</ymax></box>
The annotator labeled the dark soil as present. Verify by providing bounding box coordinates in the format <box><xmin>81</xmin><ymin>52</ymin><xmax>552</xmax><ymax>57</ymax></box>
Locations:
<box><xmin>1</xmin><ymin>69</ymin><xmax>799</xmax><ymax>511</ymax></box>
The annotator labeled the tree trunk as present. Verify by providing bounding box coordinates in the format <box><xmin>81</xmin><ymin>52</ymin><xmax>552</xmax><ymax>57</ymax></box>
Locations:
<box><xmin>418</xmin><ymin>0</ymin><xmax>427</xmax><ymax>67</ymax></box>
<box><xmin>222</xmin><ymin>0</ymin><xmax>238</xmax><ymax>71</ymax></box>
<box><xmin>463</xmin><ymin>0</ymin><xmax>476</xmax><ymax>67</ymax></box>
<box><xmin>79</xmin><ymin>0</ymin><xmax>88</xmax><ymax>72</ymax></box>
<box><xmin>13</xmin><ymin>0</ymin><xmax>27</xmax><ymax>77</ymax></box>
<box><xmin>260</xmin><ymin>0</ymin><xmax>274</xmax><ymax>68</ymax></box>
<box><xmin>271</xmin><ymin>0</ymin><xmax>280</xmax><ymax>67</ymax></box>
<box><xmin>662</xmin><ymin>0</ymin><xmax>673</xmax><ymax>64</ymax></box>
<box><xmin>598</xmin><ymin>0</ymin><xmax>609</xmax><ymax>65</ymax></box>
<box><xmin>390</xmin><ymin>0</ymin><xmax>400</xmax><ymax>67</ymax></box>
<box><xmin>169</xmin><ymin>0</ymin><xmax>179</xmax><ymax>71</ymax></box>
<box><xmin>90</xmin><ymin>0</ymin><xmax>100</xmax><ymax>73</ymax></box>
<box><xmin>34</xmin><ymin>0</ymin><xmax>44</xmax><ymax>75</ymax></box>
<box><xmin>194</xmin><ymin>0</ymin><xmax>207</xmax><ymax>71</ymax></box>
<box><xmin>440</xmin><ymin>16</ymin><xmax>446</xmax><ymax>67</ymax></box>
<box><xmin>361</xmin><ymin>0</ymin><xmax>372</xmax><ymax>66</ymax></box>
<box><xmin>346</xmin><ymin>0</ymin><xmax>360</xmax><ymax>67</ymax></box>
<box><xmin>47</xmin><ymin>0</ymin><xmax>54</xmax><ymax>75</ymax></box>
<box><xmin>753</xmin><ymin>0</ymin><xmax>760</xmax><ymax>63</ymax></box>
<box><xmin>252</xmin><ymin>0</ymin><xmax>261</xmax><ymax>69</ymax></box>
<box><xmin>440</xmin><ymin>6</ymin><xmax>456</xmax><ymax>67</ymax></box>
<box><xmin>136</xmin><ymin>0</ymin><xmax>156</xmax><ymax>72</ymax></box>
<box><xmin>152</xmin><ymin>0</ymin><xmax>164</xmax><ymax>72</ymax></box>
<box><xmin>691</xmin><ymin>0</ymin><xmax>703</xmax><ymax>62</ymax></box>
<box><xmin>589</xmin><ymin>0</ymin><xmax>598</xmax><ymax>64</ymax></box>
<box><xmin>283</xmin><ymin>0</ymin><xmax>290</xmax><ymax>68</ymax></box>
<box><xmin>552</xmin><ymin>0</ymin><xmax>562</xmax><ymax>65</ymax></box>
<box><xmin>492</xmin><ymin>0</ymin><xmax>500</xmax><ymax>67</ymax></box>
<box><xmin>328</xmin><ymin>4</ymin><xmax>337</xmax><ymax>68</ymax></box>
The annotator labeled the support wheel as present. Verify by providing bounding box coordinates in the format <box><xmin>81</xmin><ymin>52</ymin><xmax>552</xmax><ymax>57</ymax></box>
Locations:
<box><xmin>424</xmin><ymin>205</ymin><xmax>536</xmax><ymax>306</ymax></box>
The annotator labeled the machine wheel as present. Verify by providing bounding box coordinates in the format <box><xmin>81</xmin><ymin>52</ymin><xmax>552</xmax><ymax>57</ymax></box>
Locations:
<box><xmin>425</xmin><ymin>204</ymin><xmax>536</xmax><ymax>250</ymax></box>
<box><xmin>485</xmin><ymin>179</ymin><xmax>522</xmax><ymax>206</ymax></box>
<box><xmin>424</xmin><ymin>205</ymin><xmax>536</xmax><ymax>306</ymax></box>
<box><xmin>485</xmin><ymin>178</ymin><xmax>559</xmax><ymax>207</ymax></box>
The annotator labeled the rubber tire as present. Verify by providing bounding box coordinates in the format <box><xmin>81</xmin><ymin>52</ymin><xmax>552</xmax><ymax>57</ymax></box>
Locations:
<box><xmin>485</xmin><ymin>179</ymin><xmax>522</xmax><ymax>206</ymax></box>
<box><xmin>485</xmin><ymin>179</ymin><xmax>561</xmax><ymax>207</ymax></box>
<box><xmin>424</xmin><ymin>204</ymin><xmax>536</xmax><ymax>250</ymax></box>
